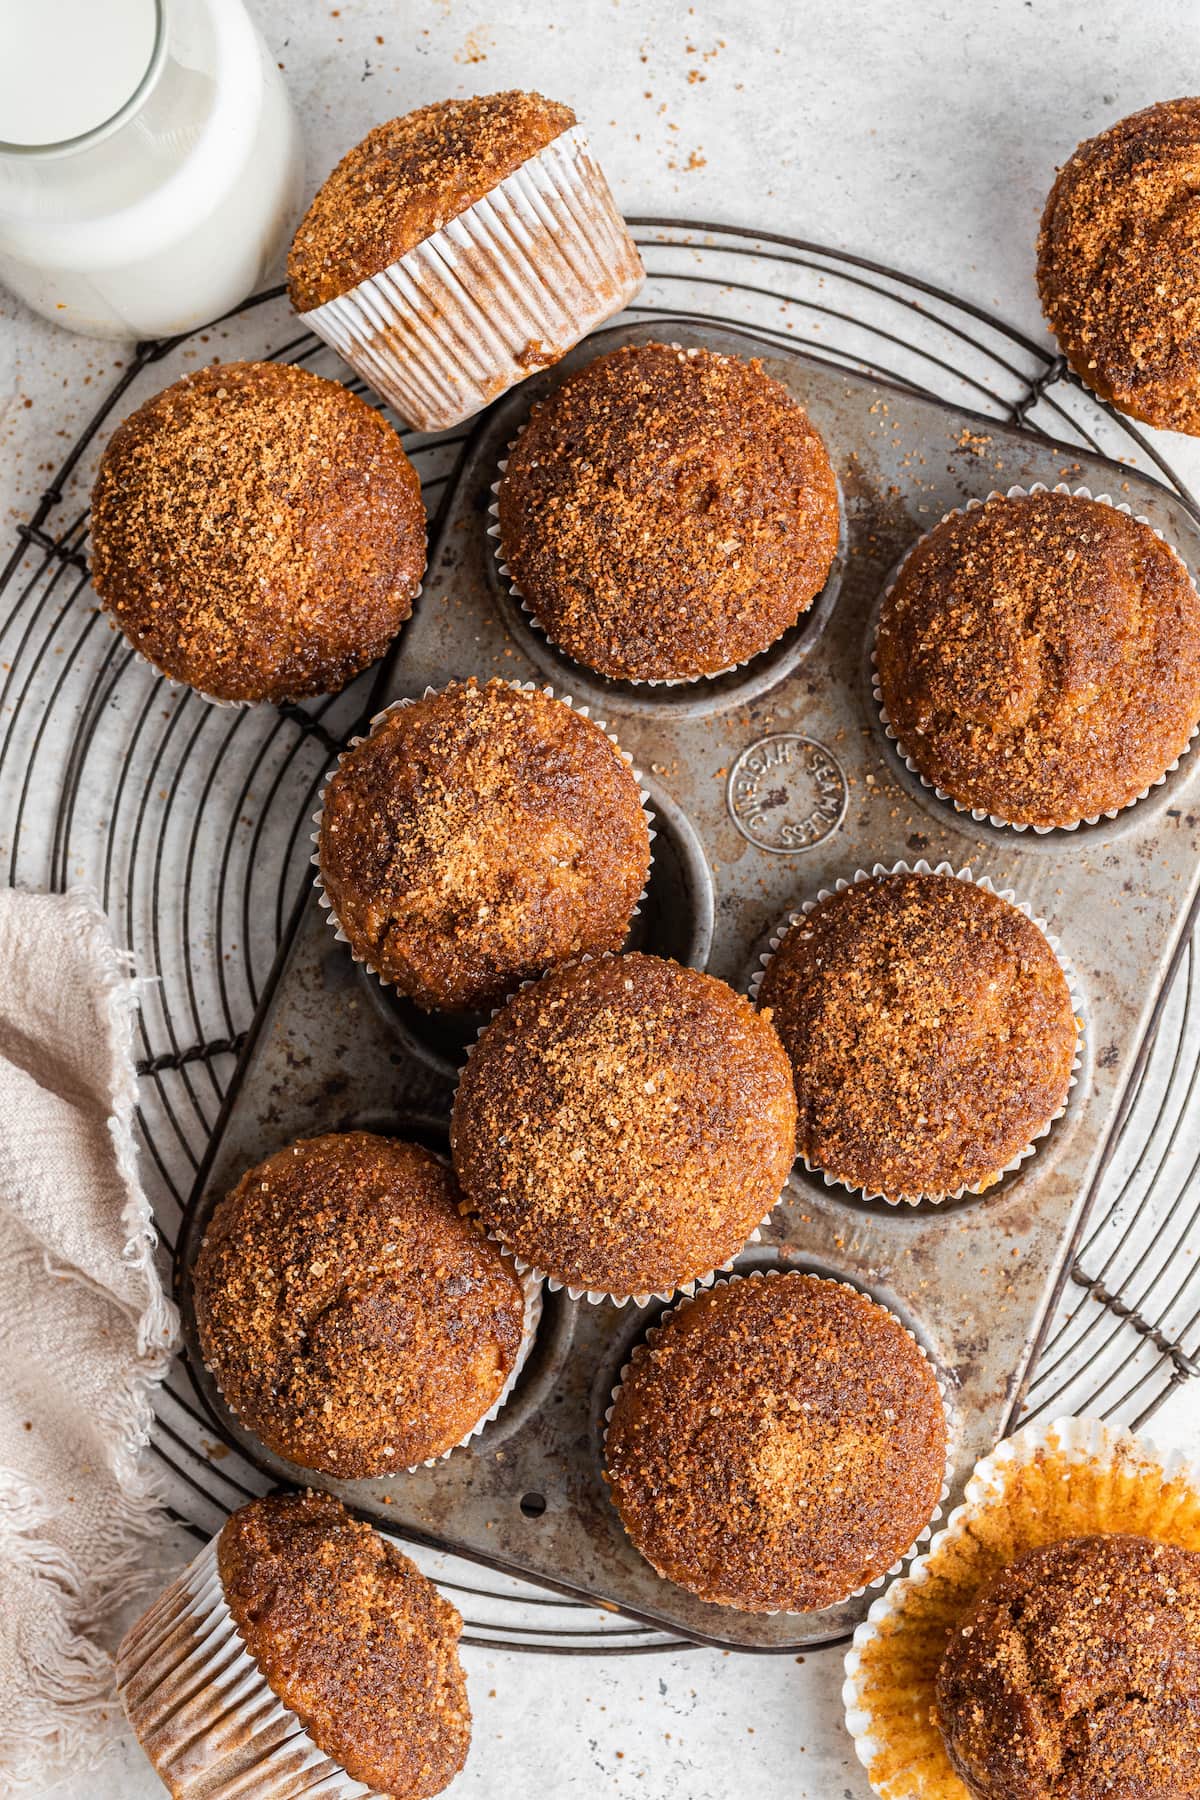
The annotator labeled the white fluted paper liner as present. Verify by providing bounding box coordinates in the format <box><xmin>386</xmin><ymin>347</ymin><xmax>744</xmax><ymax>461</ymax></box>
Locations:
<box><xmin>311</xmin><ymin>678</ymin><xmax>655</xmax><ymax>1013</ymax></box>
<box><xmin>873</xmin><ymin>482</ymin><xmax>1200</xmax><ymax>833</ymax></box>
<box><xmin>841</xmin><ymin>1415</ymin><xmax>1200</xmax><ymax>1800</ymax></box>
<box><xmin>454</xmin><ymin>950</ymin><xmax>787</xmax><ymax>1307</ymax></box>
<box><xmin>299</xmin><ymin>125</ymin><xmax>644</xmax><ymax>435</ymax></box>
<box><xmin>488</xmin><ymin>398</ymin><xmax>846</xmax><ymax>687</ymax></box>
<box><xmin>602</xmin><ymin>1269</ymin><xmax>954</xmax><ymax>1613</ymax></box>
<box><xmin>116</xmin><ymin>1536</ymin><xmax>387</xmax><ymax>1799</ymax></box>
<box><xmin>749</xmin><ymin>858</ymin><xmax>1085</xmax><ymax>1206</ymax></box>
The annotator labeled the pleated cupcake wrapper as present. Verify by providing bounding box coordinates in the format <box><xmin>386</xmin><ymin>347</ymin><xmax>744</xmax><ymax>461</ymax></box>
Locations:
<box><xmin>748</xmin><ymin>858</ymin><xmax>1084</xmax><ymax>1206</ymax></box>
<box><xmin>116</xmin><ymin>1536</ymin><xmax>386</xmax><ymax>1799</ymax></box>
<box><xmin>602</xmin><ymin>1269</ymin><xmax>955</xmax><ymax>1614</ymax></box>
<box><xmin>488</xmin><ymin>375</ymin><xmax>848</xmax><ymax>687</ymax></box>
<box><xmin>310</xmin><ymin>678</ymin><xmax>655</xmax><ymax>1015</ymax></box>
<box><xmin>841</xmin><ymin>1414</ymin><xmax>1200</xmax><ymax>1800</ymax></box>
<box><xmin>298</xmin><ymin>125</ymin><xmax>644</xmax><ymax>434</ymax></box>
<box><xmin>873</xmin><ymin>481</ymin><xmax>1200</xmax><ymax>833</ymax></box>
<box><xmin>455</xmin><ymin>949</ymin><xmax>785</xmax><ymax>1308</ymax></box>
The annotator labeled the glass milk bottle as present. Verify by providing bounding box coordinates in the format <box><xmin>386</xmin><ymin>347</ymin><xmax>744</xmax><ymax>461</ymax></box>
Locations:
<box><xmin>0</xmin><ymin>0</ymin><xmax>304</xmax><ymax>339</ymax></box>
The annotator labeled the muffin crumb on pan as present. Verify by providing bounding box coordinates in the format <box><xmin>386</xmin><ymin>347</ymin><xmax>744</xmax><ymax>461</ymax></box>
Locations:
<box><xmin>604</xmin><ymin>1273</ymin><xmax>947</xmax><ymax>1613</ymax></box>
<box><xmin>89</xmin><ymin>359</ymin><xmax>425</xmax><ymax>704</ymax></box>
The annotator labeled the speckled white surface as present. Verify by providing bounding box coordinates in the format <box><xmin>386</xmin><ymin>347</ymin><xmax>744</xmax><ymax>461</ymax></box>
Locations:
<box><xmin>3</xmin><ymin>1</ymin><xmax>1200</xmax><ymax>1796</ymax></box>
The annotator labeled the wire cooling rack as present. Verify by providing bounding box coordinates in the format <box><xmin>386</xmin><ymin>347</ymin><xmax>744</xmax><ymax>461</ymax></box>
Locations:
<box><xmin>2</xmin><ymin>220</ymin><xmax>1198</xmax><ymax>1654</ymax></box>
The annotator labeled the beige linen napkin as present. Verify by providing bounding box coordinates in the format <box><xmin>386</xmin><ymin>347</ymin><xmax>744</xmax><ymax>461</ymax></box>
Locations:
<box><xmin>0</xmin><ymin>888</ymin><xmax>179</xmax><ymax>1792</ymax></box>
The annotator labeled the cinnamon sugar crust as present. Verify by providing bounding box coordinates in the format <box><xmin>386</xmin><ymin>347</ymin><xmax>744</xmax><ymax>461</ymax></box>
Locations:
<box><xmin>318</xmin><ymin>679</ymin><xmax>651</xmax><ymax>1012</ymax></box>
<box><xmin>1038</xmin><ymin>99</ymin><xmax>1200</xmax><ymax>433</ymax></box>
<box><xmin>756</xmin><ymin>873</ymin><xmax>1076</xmax><ymax>1201</ymax></box>
<box><xmin>90</xmin><ymin>361</ymin><xmax>425</xmax><ymax>703</ymax></box>
<box><xmin>497</xmin><ymin>341</ymin><xmax>840</xmax><ymax>682</ymax></box>
<box><xmin>935</xmin><ymin>1533</ymin><xmax>1200</xmax><ymax>1800</ymax></box>
<box><xmin>449</xmin><ymin>952</ymin><xmax>797</xmax><ymax>1297</ymax></box>
<box><xmin>604</xmin><ymin>1274</ymin><xmax>947</xmax><ymax>1613</ymax></box>
<box><xmin>194</xmin><ymin>1132</ymin><xmax>526</xmax><ymax>1475</ymax></box>
<box><xmin>877</xmin><ymin>490</ymin><xmax>1200</xmax><ymax>829</ymax></box>
<box><xmin>288</xmin><ymin>92</ymin><xmax>576</xmax><ymax>311</ymax></box>
<box><xmin>218</xmin><ymin>1493</ymin><xmax>470</xmax><ymax>1798</ymax></box>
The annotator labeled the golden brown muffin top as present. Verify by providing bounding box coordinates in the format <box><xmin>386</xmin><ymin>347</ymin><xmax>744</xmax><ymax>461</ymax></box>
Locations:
<box><xmin>604</xmin><ymin>1274</ymin><xmax>946</xmax><ymax>1613</ymax></box>
<box><xmin>497</xmin><ymin>341</ymin><xmax>840</xmax><ymax>682</ymax></box>
<box><xmin>90</xmin><ymin>361</ymin><xmax>425</xmax><ymax>703</ymax></box>
<box><xmin>318</xmin><ymin>679</ymin><xmax>651</xmax><ymax>1012</ymax></box>
<box><xmin>757</xmin><ymin>873</ymin><xmax>1076</xmax><ymax>1201</ymax></box>
<box><xmin>876</xmin><ymin>490</ymin><xmax>1200</xmax><ymax>829</ymax></box>
<box><xmin>935</xmin><ymin>1533</ymin><xmax>1200</xmax><ymax>1800</ymax></box>
<box><xmin>1038</xmin><ymin>99</ymin><xmax>1200</xmax><ymax>434</ymax></box>
<box><xmin>219</xmin><ymin>1493</ymin><xmax>470</xmax><ymax>1798</ymax></box>
<box><xmin>450</xmin><ymin>952</ymin><xmax>797</xmax><ymax>1297</ymax></box>
<box><xmin>288</xmin><ymin>92</ymin><xmax>576</xmax><ymax>311</ymax></box>
<box><xmin>193</xmin><ymin>1132</ymin><xmax>526</xmax><ymax>1475</ymax></box>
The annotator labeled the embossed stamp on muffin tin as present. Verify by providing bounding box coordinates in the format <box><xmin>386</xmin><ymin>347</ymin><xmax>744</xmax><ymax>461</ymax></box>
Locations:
<box><xmin>175</xmin><ymin>315</ymin><xmax>1200</xmax><ymax>1656</ymax></box>
<box><xmin>726</xmin><ymin>732</ymin><xmax>848</xmax><ymax>852</ymax></box>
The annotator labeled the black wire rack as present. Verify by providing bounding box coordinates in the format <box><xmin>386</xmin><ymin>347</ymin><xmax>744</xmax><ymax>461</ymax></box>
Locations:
<box><xmin>3</xmin><ymin>219</ymin><xmax>1199</xmax><ymax>1655</ymax></box>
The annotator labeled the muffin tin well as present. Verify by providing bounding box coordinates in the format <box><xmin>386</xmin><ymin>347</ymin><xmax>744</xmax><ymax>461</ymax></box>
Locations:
<box><xmin>175</xmin><ymin>316</ymin><xmax>1200</xmax><ymax>1652</ymax></box>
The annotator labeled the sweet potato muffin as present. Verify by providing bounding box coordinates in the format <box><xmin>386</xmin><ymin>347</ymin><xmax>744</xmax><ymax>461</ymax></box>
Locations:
<box><xmin>876</xmin><ymin>489</ymin><xmax>1200</xmax><ymax>829</ymax></box>
<box><xmin>193</xmin><ymin>1132</ymin><xmax>528</xmax><ymax>1474</ymax></box>
<box><xmin>605</xmin><ymin>1274</ymin><xmax>946</xmax><ymax>1612</ymax></box>
<box><xmin>757</xmin><ymin>872</ymin><xmax>1076</xmax><ymax>1202</ymax></box>
<box><xmin>317</xmin><ymin>679</ymin><xmax>651</xmax><ymax>1012</ymax></box>
<box><xmin>288</xmin><ymin>91</ymin><xmax>576</xmax><ymax>312</ymax></box>
<box><xmin>935</xmin><ymin>1533</ymin><xmax>1200</xmax><ymax>1800</ymax></box>
<box><xmin>1038</xmin><ymin>99</ymin><xmax>1200</xmax><ymax>433</ymax></box>
<box><xmin>497</xmin><ymin>341</ymin><xmax>840</xmax><ymax>682</ymax></box>
<box><xmin>90</xmin><ymin>360</ymin><xmax>425</xmax><ymax>702</ymax></box>
<box><xmin>450</xmin><ymin>952</ymin><xmax>797</xmax><ymax>1298</ymax></box>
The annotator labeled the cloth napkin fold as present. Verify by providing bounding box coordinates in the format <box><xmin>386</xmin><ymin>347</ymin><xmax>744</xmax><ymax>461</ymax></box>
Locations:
<box><xmin>0</xmin><ymin>888</ymin><xmax>179</xmax><ymax>1793</ymax></box>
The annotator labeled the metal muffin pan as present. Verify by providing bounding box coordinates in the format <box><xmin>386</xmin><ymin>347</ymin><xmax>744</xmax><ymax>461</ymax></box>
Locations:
<box><xmin>175</xmin><ymin>316</ymin><xmax>1200</xmax><ymax>1651</ymax></box>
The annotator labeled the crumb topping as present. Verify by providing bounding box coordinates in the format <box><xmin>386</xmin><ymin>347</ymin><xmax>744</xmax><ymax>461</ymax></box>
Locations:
<box><xmin>935</xmin><ymin>1533</ymin><xmax>1200</xmax><ymax>1800</ymax></box>
<box><xmin>449</xmin><ymin>952</ymin><xmax>797</xmax><ymax>1296</ymax></box>
<box><xmin>604</xmin><ymin>1274</ymin><xmax>947</xmax><ymax>1613</ymax></box>
<box><xmin>497</xmin><ymin>341</ymin><xmax>840</xmax><ymax>681</ymax></box>
<box><xmin>1038</xmin><ymin>98</ymin><xmax>1200</xmax><ymax>433</ymax></box>
<box><xmin>193</xmin><ymin>1132</ymin><xmax>526</xmax><ymax>1475</ymax></box>
<box><xmin>877</xmin><ymin>490</ymin><xmax>1200</xmax><ymax>828</ymax></box>
<box><xmin>318</xmin><ymin>679</ymin><xmax>651</xmax><ymax>1012</ymax></box>
<box><xmin>90</xmin><ymin>361</ymin><xmax>425</xmax><ymax>703</ymax></box>
<box><xmin>288</xmin><ymin>91</ymin><xmax>576</xmax><ymax>311</ymax></box>
<box><xmin>219</xmin><ymin>1492</ymin><xmax>470</xmax><ymax>1798</ymax></box>
<box><xmin>756</xmin><ymin>872</ymin><xmax>1076</xmax><ymax>1200</ymax></box>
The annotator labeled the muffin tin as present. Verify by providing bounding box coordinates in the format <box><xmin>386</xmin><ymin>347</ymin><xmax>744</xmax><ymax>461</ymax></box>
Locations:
<box><xmin>175</xmin><ymin>316</ymin><xmax>1200</xmax><ymax>1652</ymax></box>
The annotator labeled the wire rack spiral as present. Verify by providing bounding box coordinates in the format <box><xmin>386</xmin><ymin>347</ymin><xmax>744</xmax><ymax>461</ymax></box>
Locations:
<box><xmin>2</xmin><ymin>220</ymin><xmax>1198</xmax><ymax>1655</ymax></box>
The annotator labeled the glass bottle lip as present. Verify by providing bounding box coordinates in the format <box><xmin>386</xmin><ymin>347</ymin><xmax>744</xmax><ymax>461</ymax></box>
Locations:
<box><xmin>0</xmin><ymin>0</ymin><xmax>167</xmax><ymax>160</ymax></box>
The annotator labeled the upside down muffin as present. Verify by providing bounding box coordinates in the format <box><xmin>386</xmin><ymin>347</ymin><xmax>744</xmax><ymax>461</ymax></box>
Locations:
<box><xmin>935</xmin><ymin>1533</ymin><xmax>1200</xmax><ymax>1800</ymax></box>
<box><xmin>497</xmin><ymin>341</ymin><xmax>840</xmax><ymax>682</ymax></box>
<box><xmin>450</xmin><ymin>951</ymin><xmax>797</xmax><ymax>1299</ymax></box>
<box><xmin>317</xmin><ymin>679</ymin><xmax>651</xmax><ymax>1012</ymax></box>
<box><xmin>876</xmin><ymin>489</ymin><xmax>1200</xmax><ymax>829</ymax></box>
<box><xmin>193</xmin><ymin>1132</ymin><xmax>530</xmax><ymax>1475</ymax></box>
<box><xmin>117</xmin><ymin>1491</ymin><xmax>470</xmax><ymax>1800</ymax></box>
<box><xmin>90</xmin><ymin>360</ymin><xmax>425</xmax><ymax>702</ymax></box>
<box><xmin>1038</xmin><ymin>98</ymin><xmax>1200</xmax><ymax>434</ymax></box>
<box><xmin>604</xmin><ymin>1273</ymin><xmax>947</xmax><ymax>1612</ymax></box>
<box><xmin>756</xmin><ymin>871</ymin><xmax>1077</xmax><ymax>1202</ymax></box>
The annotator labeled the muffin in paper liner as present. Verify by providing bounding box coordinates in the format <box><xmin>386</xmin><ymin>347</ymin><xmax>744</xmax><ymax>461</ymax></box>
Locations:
<box><xmin>748</xmin><ymin>858</ymin><xmax>1084</xmax><ymax>1206</ymax></box>
<box><xmin>311</xmin><ymin>677</ymin><xmax>655</xmax><ymax>1014</ymax></box>
<box><xmin>601</xmin><ymin>1269</ymin><xmax>955</xmax><ymax>1612</ymax></box>
<box><xmin>299</xmin><ymin>124</ymin><xmax>644</xmax><ymax>435</ymax></box>
<box><xmin>841</xmin><ymin>1415</ymin><xmax>1200</xmax><ymax>1800</ymax></box>
<box><xmin>116</xmin><ymin>1535</ymin><xmax>388</xmax><ymax>1799</ymax></box>
<box><xmin>452</xmin><ymin>952</ymin><xmax>792</xmax><ymax>1309</ymax></box>
<box><xmin>487</xmin><ymin>425</ymin><xmax>848</xmax><ymax>690</ymax></box>
<box><xmin>405</xmin><ymin>1256</ymin><xmax>542</xmax><ymax>1472</ymax></box>
<box><xmin>873</xmin><ymin>482</ymin><xmax>1200</xmax><ymax>833</ymax></box>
